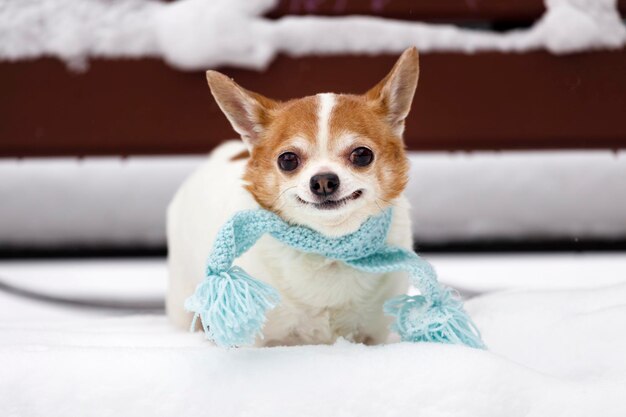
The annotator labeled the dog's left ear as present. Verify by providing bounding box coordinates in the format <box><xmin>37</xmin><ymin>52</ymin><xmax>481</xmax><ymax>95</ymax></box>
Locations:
<box><xmin>206</xmin><ymin>70</ymin><xmax>277</xmax><ymax>149</ymax></box>
<box><xmin>366</xmin><ymin>47</ymin><xmax>419</xmax><ymax>136</ymax></box>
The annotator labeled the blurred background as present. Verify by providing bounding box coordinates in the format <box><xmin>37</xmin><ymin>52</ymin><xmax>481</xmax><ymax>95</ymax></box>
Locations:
<box><xmin>1</xmin><ymin>0</ymin><xmax>626</xmax><ymax>310</ymax></box>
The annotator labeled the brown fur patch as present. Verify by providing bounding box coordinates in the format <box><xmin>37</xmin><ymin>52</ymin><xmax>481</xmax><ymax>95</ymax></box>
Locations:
<box><xmin>243</xmin><ymin>96</ymin><xmax>319</xmax><ymax>209</ymax></box>
<box><xmin>230</xmin><ymin>149</ymin><xmax>250</xmax><ymax>161</ymax></box>
<box><xmin>329</xmin><ymin>95</ymin><xmax>409</xmax><ymax>201</ymax></box>
<box><xmin>242</xmin><ymin>92</ymin><xmax>409</xmax><ymax>210</ymax></box>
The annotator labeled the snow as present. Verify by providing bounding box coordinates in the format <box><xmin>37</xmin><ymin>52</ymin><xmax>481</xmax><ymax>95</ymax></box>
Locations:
<box><xmin>0</xmin><ymin>156</ymin><xmax>193</xmax><ymax>248</ymax></box>
<box><xmin>2</xmin><ymin>150</ymin><xmax>626</xmax><ymax>247</ymax></box>
<box><xmin>1</xmin><ymin>255</ymin><xmax>626</xmax><ymax>416</ymax></box>
<box><xmin>1</xmin><ymin>0</ymin><xmax>624</xmax><ymax>70</ymax></box>
<box><xmin>432</xmin><ymin>253</ymin><xmax>626</xmax><ymax>293</ymax></box>
<box><xmin>405</xmin><ymin>150</ymin><xmax>626</xmax><ymax>242</ymax></box>
<box><xmin>0</xmin><ymin>259</ymin><xmax>165</xmax><ymax>305</ymax></box>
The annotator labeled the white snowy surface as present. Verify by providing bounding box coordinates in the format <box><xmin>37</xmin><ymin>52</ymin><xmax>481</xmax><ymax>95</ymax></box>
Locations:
<box><xmin>0</xmin><ymin>156</ymin><xmax>193</xmax><ymax>247</ymax></box>
<box><xmin>1</xmin><ymin>0</ymin><xmax>624</xmax><ymax>70</ymax></box>
<box><xmin>404</xmin><ymin>150</ymin><xmax>626</xmax><ymax>242</ymax></box>
<box><xmin>0</xmin><ymin>259</ymin><xmax>165</xmax><ymax>303</ymax></box>
<box><xmin>2</xmin><ymin>150</ymin><xmax>626</xmax><ymax>247</ymax></box>
<box><xmin>1</xmin><ymin>255</ymin><xmax>626</xmax><ymax>416</ymax></box>
<box><xmin>434</xmin><ymin>253</ymin><xmax>626</xmax><ymax>292</ymax></box>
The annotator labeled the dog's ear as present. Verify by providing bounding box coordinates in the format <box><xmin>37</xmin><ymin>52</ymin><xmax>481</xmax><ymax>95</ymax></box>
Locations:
<box><xmin>206</xmin><ymin>71</ymin><xmax>277</xmax><ymax>148</ymax></box>
<box><xmin>365</xmin><ymin>47</ymin><xmax>419</xmax><ymax>136</ymax></box>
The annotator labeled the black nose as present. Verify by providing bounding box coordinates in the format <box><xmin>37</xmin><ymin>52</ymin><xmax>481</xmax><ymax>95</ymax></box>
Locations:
<box><xmin>310</xmin><ymin>173</ymin><xmax>340</xmax><ymax>196</ymax></box>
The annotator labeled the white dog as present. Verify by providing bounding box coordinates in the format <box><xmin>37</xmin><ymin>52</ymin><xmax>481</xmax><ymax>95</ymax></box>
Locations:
<box><xmin>167</xmin><ymin>47</ymin><xmax>419</xmax><ymax>346</ymax></box>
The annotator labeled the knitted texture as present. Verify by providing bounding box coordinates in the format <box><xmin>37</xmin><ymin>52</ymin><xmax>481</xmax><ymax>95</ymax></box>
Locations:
<box><xmin>185</xmin><ymin>208</ymin><xmax>485</xmax><ymax>349</ymax></box>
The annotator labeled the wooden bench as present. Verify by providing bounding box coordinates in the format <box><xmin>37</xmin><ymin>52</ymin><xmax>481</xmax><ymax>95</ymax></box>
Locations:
<box><xmin>1</xmin><ymin>0</ymin><xmax>625</xmax><ymax>157</ymax></box>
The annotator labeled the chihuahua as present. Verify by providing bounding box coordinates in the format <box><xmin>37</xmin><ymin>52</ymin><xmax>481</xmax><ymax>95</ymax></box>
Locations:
<box><xmin>167</xmin><ymin>47</ymin><xmax>419</xmax><ymax>346</ymax></box>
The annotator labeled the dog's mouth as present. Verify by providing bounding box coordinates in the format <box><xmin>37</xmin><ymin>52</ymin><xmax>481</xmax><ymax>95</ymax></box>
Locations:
<box><xmin>296</xmin><ymin>189</ymin><xmax>364</xmax><ymax>210</ymax></box>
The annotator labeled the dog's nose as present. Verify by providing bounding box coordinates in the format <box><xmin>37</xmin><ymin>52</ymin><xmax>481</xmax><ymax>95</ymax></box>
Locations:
<box><xmin>310</xmin><ymin>173</ymin><xmax>340</xmax><ymax>196</ymax></box>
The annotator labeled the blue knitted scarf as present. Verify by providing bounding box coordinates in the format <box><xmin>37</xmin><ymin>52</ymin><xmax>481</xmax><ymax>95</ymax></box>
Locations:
<box><xmin>185</xmin><ymin>208</ymin><xmax>485</xmax><ymax>349</ymax></box>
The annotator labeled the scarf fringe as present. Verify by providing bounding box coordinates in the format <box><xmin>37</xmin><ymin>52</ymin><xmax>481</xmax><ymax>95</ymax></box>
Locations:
<box><xmin>184</xmin><ymin>208</ymin><xmax>484</xmax><ymax>349</ymax></box>
<box><xmin>384</xmin><ymin>288</ymin><xmax>485</xmax><ymax>349</ymax></box>
<box><xmin>185</xmin><ymin>266</ymin><xmax>280</xmax><ymax>348</ymax></box>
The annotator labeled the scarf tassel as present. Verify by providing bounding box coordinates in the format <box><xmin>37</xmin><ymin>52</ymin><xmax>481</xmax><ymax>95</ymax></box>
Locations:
<box><xmin>185</xmin><ymin>266</ymin><xmax>280</xmax><ymax>348</ymax></box>
<box><xmin>384</xmin><ymin>288</ymin><xmax>485</xmax><ymax>349</ymax></box>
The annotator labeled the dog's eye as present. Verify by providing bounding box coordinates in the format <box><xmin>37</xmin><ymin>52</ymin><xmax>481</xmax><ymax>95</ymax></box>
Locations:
<box><xmin>278</xmin><ymin>152</ymin><xmax>299</xmax><ymax>171</ymax></box>
<box><xmin>350</xmin><ymin>147</ymin><xmax>374</xmax><ymax>167</ymax></box>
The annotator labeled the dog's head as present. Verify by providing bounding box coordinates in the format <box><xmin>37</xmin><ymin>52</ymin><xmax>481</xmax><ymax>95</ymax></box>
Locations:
<box><xmin>206</xmin><ymin>47</ymin><xmax>419</xmax><ymax>236</ymax></box>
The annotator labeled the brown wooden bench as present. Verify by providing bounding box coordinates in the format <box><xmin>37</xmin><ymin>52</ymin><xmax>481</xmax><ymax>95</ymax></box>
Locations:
<box><xmin>1</xmin><ymin>1</ymin><xmax>625</xmax><ymax>157</ymax></box>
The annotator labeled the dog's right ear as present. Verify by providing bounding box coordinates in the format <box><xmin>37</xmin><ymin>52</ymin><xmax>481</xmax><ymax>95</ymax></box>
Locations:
<box><xmin>206</xmin><ymin>71</ymin><xmax>277</xmax><ymax>148</ymax></box>
<box><xmin>365</xmin><ymin>47</ymin><xmax>419</xmax><ymax>137</ymax></box>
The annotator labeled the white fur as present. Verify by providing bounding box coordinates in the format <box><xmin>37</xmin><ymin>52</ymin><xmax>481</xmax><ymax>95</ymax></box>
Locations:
<box><xmin>166</xmin><ymin>141</ymin><xmax>413</xmax><ymax>346</ymax></box>
<box><xmin>316</xmin><ymin>93</ymin><xmax>335</xmax><ymax>157</ymax></box>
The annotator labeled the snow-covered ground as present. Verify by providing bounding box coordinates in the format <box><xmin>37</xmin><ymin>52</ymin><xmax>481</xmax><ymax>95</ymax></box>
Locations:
<box><xmin>1</xmin><ymin>0</ymin><xmax>625</xmax><ymax>70</ymax></box>
<box><xmin>1</xmin><ymin>255</ymin><xmax>625</xmax><ymax>416</ymax></box>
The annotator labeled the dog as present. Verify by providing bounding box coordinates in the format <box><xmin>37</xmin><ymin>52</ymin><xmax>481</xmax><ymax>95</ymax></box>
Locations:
<box><xmin>166</xmin><ymin>47</ymin><xmax>419</xmax><ymax>346</ymax></box>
